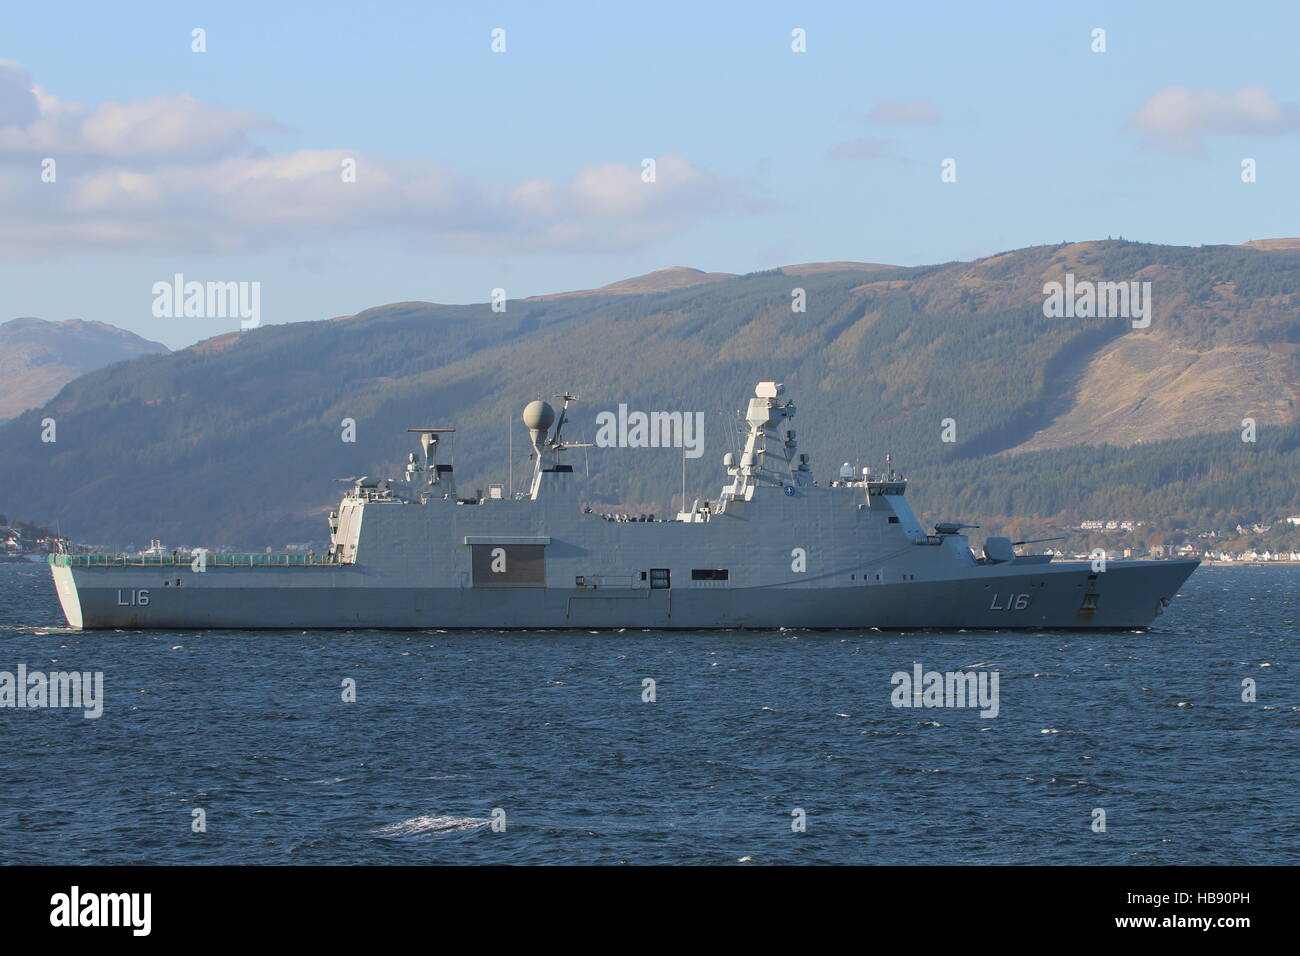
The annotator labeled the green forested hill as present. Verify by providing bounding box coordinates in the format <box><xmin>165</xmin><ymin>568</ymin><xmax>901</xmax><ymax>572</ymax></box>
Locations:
<box><xmin>908</xmin><ymin>424</ymin><xmax>1300</xmax><ymax>528</ymax></box>
<box><xmin>1</xmin><ymin>240</ymin><xmax>1297</xmax><ymax>548</ymax></box>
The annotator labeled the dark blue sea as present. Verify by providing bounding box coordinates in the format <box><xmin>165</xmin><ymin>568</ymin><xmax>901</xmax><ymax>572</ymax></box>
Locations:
<box><xmin>0</xmin><ymin>562</ymin><xmax>1295</xmax><ymax>865</ymax></box>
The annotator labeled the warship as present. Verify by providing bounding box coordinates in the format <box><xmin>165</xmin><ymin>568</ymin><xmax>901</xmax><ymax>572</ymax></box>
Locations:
<box><xmin>49</xmin><ymin>382</ymin><xmax>1197</xmax><ymax>630</ymax></box>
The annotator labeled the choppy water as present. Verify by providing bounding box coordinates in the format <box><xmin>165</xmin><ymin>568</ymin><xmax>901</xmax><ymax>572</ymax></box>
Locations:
<box><xmin>0</xmin><ymin>562</ymin><xmax>1295</xmax><ymax>865</ymax></box>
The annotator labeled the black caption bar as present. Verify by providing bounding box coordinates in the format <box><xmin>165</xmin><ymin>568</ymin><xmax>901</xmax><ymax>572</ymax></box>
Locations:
<box><xmin>0</xmin><ymin>865</ymin><xmax>1277</xmax><ymax>942</ymax></box>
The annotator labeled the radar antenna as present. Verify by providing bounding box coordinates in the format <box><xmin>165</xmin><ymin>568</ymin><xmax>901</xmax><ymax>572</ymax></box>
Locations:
<box><xmin>551</xmin><ymin>393</ymin><xmax>579</xmax><ymax>450</ymax></box>
<box><xmin>522</xmin><ymin>393</ymin><xmax>590</xmax><ymax>499</ymax></box>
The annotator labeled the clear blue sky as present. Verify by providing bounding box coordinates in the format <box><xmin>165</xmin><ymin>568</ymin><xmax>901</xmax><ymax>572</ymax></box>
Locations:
<box><xmin>2</xmin><ymin>0</ymin><xmax>1297</xmax><ymax>348</ymax></box>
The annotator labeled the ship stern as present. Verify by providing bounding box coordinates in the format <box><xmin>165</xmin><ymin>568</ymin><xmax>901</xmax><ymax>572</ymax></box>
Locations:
<box><xmin>49</xmin><ymin>558</ymin><xmax>85</xmax><ymax>629</ymax></box>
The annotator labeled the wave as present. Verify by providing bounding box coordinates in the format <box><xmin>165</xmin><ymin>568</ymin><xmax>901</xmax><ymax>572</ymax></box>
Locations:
<box><xmin>372</xmin><ymin>814</ymin><xmax>493</xmax><ymax>838</ymax></box>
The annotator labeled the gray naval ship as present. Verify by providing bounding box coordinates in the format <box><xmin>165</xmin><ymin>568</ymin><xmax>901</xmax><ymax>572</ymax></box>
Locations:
<box><xmin>49</xmin><ymin>381</ymin><xmax>1197</xmax><ymax>630</ymax></box>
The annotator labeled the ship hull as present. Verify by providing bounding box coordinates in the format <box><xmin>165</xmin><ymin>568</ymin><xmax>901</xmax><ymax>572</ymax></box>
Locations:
<box><xmin>51</xmin><ymin>559</ymin><xmax>1198</xmax><ymax>631</ymax></box>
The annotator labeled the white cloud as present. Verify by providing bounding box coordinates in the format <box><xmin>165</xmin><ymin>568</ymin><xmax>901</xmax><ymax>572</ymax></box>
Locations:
<box><xmin>0</xmin><ymin>62</ymin><xmax>277</xmax><ymax>161</ymax></box>
<box><xmin>78</xmin><ymin>94</ymin><xmax>284</xmax><ymax>160</ymax></box>
<box><xmin>1128</xmin><ymin>86</ymin><xmax>1300</xmax><ymax>153</ymax></box>
<box><xmin>0</xmin><ymin>63</ymin><xmax>759</xmax><ymax>257</ymax></box>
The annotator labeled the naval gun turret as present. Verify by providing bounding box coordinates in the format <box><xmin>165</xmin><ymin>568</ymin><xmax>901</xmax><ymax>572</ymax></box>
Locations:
<box><xmin>934</xmin><ymin>522</ymin><xmax>979</xmax><ymax>536</ymax></box>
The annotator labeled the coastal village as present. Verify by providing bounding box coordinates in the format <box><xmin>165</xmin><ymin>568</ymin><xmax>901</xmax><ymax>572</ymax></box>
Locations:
<box><xmin>1043</xmin><ymin>515</ymin><xmax>1300</xmax><ymax>565</ymax></box>
<box><xmin>0</xmin><ymin>516</ymin><xmax>71</xmax><ymax>561</ymax></box>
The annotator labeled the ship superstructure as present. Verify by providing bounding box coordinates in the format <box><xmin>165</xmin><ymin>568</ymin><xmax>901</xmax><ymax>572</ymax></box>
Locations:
<box><xmin>49</xmin><ymin>382</ymin><xmax>1197</xmax><ymax>629</ymax></box>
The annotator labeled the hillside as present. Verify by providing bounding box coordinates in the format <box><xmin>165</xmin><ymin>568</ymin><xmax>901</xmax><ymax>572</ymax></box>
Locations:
<box><xmin>528</xmin><ymin>262</ymin><xmax>897</xmax><ymax>299</ymax></box>
<box><xmin>531</xmin><ymin>266</ymin><xmax>738</xmax><ymax>299</ymax></box>
<box><xmin>0</xmin><ymin>318</ymin><xmax>169</xmax><ymax>420</ymax></box>
<box><xmin>998</xmin><ymin>242</ymin><xmax>1299</xmax><ymax>452</ymax></box>
<box><xmin>0</xmin><ymin>240</ymin><xmax>1296</xmax><ymax>548</ymax></box>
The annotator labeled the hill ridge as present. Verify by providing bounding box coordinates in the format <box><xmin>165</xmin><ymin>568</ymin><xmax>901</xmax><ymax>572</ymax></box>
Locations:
<box><xmin>1</xmin><ymin>239</ymin><xmax>1296</xmax><ymax>546</ymax></box>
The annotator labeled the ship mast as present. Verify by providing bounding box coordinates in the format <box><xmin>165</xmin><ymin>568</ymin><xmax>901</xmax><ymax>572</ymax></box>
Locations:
<box><xmin>407</xmin><ymin>427</ymin><xmax>456</xmax><ymax>498</ymax></box>
<box><xmin>725</xmin><ymin>381</ymin><xmax>810</xmax><ymax>497</ymax></box>
<box><xmin>523</xmin><ymin>394</ymin><xmax>591</xmax><ymax>499</ymax></box>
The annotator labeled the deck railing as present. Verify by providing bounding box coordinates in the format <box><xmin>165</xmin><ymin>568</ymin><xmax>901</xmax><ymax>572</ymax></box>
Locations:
<box><xmin>49</xmin><ymin>552</ymin><xmax>335</xmax><ymax>567</ymax></box>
